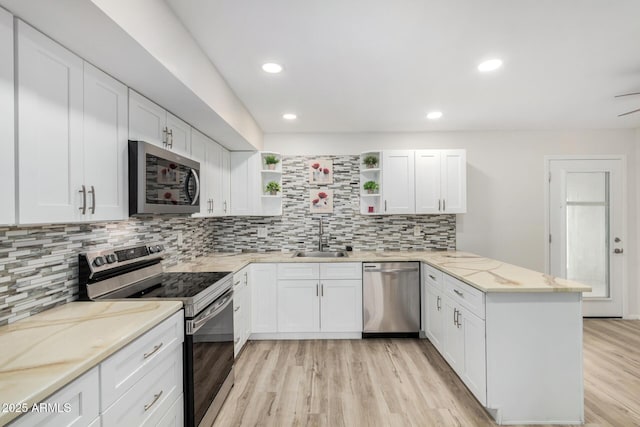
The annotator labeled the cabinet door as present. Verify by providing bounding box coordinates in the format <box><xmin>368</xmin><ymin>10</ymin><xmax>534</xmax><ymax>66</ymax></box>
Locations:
<box><xmin>441</xmin><ymin>150</ymin><xmax>467</xmax><ymax>213</ymax></box>
<box><xmin>129</xmin><ymin>89</ymin><xmax>166</xmax><ymax>148</ymax></box>
<box><xmin>0</xmin><ymin>9</ymin><xmax>14</xmax><ymax>225</ymax></box>
<box><xmin>17</xmin><ymin>20</ymin><xmax>83</xmax><ymax>224</ymax></box>
<box><xmin>242</xmin><ymin>268</ymin><xmax>251</xmax><ymax>345</ymax></box>
<box><xmin>221</xmin><ymin>148</ymin><xmax>231</xmax><ymax>215</ymax></box>
<box><xmin>230</xmin><ymin>152</ymin><xmax>259</xmax><ymax>215</ymax></box>
<box><xmin>207</xmin><ymin>141</ymin><xmax>226</xmax><ymax>216</ymax></box>
<box><xmin>442</xmin><ymin>297</ymin><xmax>464</xmax><ymax>375</ymax></box>
<box><xmin>165</xmin><ymin>112</ymin><xmax>191</xmax><ymax>156</ymax></box>
<box><xmin>83</xmin><ymin>62</ymin><xmax>128</xmax><ymax>221</ymax></box>
<box><xmin>382</xmin><ymin>150</ymin><xmax>415</xmax><ymax>214</ymax></box>
<box><xmin>461</xmin><ymin>308</ymin><xmax>487</xmax><ymax>405</ymax></box>
<box><xmin>425</xmin><ymin>284</ymin><xmax>444</xmax><ymax>351</ymax></box>
<box><xmin>233</xmin><ymin>280</ymin><xmax>246</xmax><ymax>356</ymax></box>
<box><xmin>415</xmin><ymin>150</ymin><xmax>442</xmax><ymax>214</ymax></box>
<box><xmin>277</xmin><ymin>280</ymin><xmax>320</xmax><ymax>333</ymax></box>
<box><xmin>251</xmin><ymin>264</ymin><xmax>277</xmax><ymax>333</ymax></box>
<box><xmin>320</xmin><ymin>279</ymin><xmax>362</xmax><ymax>332</ymax></box>
<box><xmin>10</xmin><ymin>367</ymin><xmax>99</xmax><ymax>427</ymax></box>
<box><xmin>190</xmin><ymin>129</ymin><xmax>209</xmax><ymax>216</ymax></box>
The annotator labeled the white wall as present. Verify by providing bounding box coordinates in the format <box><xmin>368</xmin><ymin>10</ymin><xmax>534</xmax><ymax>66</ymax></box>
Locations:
<box><xmin>265</xmin><ymin>129</ymin><xmax>639</xmax><ymax>317</ymax></box>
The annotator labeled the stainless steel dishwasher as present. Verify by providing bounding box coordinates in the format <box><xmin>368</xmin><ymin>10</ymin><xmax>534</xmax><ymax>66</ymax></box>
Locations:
<box><xmin>362</xmin><ymin>262</ymin><xmax>420</xmax><ymax>337</ymax></box>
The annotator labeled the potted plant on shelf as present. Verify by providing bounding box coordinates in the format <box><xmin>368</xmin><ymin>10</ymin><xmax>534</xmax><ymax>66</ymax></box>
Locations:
<box><xmin>265</xmin><ymin>181</ymin><xmax>281</xmax><ymax>195</ymax></box>
<box><xmin>264</xmin><ymin>155</ymin><xmax>280</xmax><ymax>170</ymax></box>
<box><xmin>363</xmin><ymin>155</ymin><xmax>378</xmax><ymax>169</ymax></box>
<box><xmin>363</xmin><ymin>181</ymin><xmax>379</xmax><ymax>194</ymax></box>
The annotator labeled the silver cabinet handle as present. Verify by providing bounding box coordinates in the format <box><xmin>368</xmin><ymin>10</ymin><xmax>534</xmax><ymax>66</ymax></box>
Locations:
<box><xmin>234</xmin><ymin>306</ymin><xmax>240</xmax><ymax>312</ymax></box>
<box><xmin>224</xmin><ymin>201</ymin><xmax>228</xmax><ymax>213</ymax></box>
<box><xmin>384</xmin><ymin>200</ymin><xmax>388</xmax><ymax>212</ymax></box>
<box><xmin>321</xmin><ymin>283</ymin><xmax>324</xmax><ymax>297</ymax></box>
<box><xmin>428</xmin><ymin>274</ymin><xmax>436</xmax><ymax>281</ymax></box>
<box><xmin>443</xmin><ymin>199</ymin><xmax>446</xmax><ymax>211</ymax></box>
<box><xmin>79</xmin><ymin>185</ymin><xmax>87</xmax><ymax>214</ymax></box>
<box><xmin>144</xmin><ymin>390</ymin><xmax>163</xmax><ymax>412</ymax></box>
<box><xmin>162</xmin><ymin>127</ymin><xmax>168</xmax><ymax>147</ymax></box>
<box><xmin>316</xmin><ymin>283</ymin><xmax>319</xmax><ymax>297</ymax></box>
<box><xmin>454</xmin><ymin>289</ymin><xmax>464</xmax><ymax>297</ymax></box>
<box><xmin>453</xmin><ymin>308</ymin><xmax>458</xmax><ymax>326</ymax></box>
<box><xmin>143</xmin><ymin>342</ymin><xmax>163</xmax><ymax>359</ymax></box>
<box><xmin>614</xmin><ymin>248</ymin><xmax>624</xmax><ymax>254</ymax></box>
<box><xmin>436</xmin><ymin>295</ymin><xmax>441</xmax><ymax>311</ymax></box>
<box><xmin>456</xmin><ymin>310</ymin><xmax>461</xmax><ymax>328</ymax></box>
<box><xmin>88</xmin><ymin>185</ymin><xmax>96</xmax><ymax>214</ymax></box>
<box><xmin>167</xmin><ymin>129</ymin><xmax>173</xmax><ymax>148</ymax></box>
<box><xmin>233</xmin><ymin>280</ymin><xmax>241</xmax><ymax>287</ymax></box>
<box><xmin>438</xmin><ymin>199</ymin><xmax>441</xmax><ymax>212</ymax></box>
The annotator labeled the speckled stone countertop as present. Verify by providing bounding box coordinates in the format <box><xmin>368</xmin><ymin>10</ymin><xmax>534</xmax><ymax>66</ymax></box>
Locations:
<box><xmin>0</xmin><ymin>300</ymin><xmax>182</xmax><ymax>426</ymax></box>
<box><xmin>167</xmin><ymin>250</ymin><xmax>591</xmax><ymax>293</ymax></box>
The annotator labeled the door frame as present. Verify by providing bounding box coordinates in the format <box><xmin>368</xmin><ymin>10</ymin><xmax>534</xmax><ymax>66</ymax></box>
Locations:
<box><xmin>543</xmin><ymin>154</ymin><xmax>628</xmax><ymax>318</ymax></box>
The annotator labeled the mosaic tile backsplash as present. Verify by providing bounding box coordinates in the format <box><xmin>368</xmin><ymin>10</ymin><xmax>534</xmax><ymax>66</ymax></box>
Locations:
<box><xmin>0</xmin><ymin>216</ymin><xmax>215</xmax><ymax>325</ymax></box>
<box><xmin>212</xmin><ymin>155</ymin><xmax>456</xmax><ymax>252</ymax></box>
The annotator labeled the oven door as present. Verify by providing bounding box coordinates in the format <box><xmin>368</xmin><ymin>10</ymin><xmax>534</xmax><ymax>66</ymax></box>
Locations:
<box><xmin>184</xmin><ymin>289</ymin><xmax>234</xmax><ymax>427</ymax></box>
<box><xmin>129</xmin><ymin>140</ymin><xmax>200</xmax><ymax>215</ymax></box>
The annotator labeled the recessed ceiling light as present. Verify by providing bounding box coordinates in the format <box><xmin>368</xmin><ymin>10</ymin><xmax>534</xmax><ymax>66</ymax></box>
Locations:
<box><xmin>477</xmin><ymin>58</ymin><xmax>503</xmax><ymax>72</ymax></box>
<box><xmin>262</xmin><ymin>63</ymin><xmax>283</xmax><ymax>73</ymax></box>
<box><xmin>426</xmin><ymin>111</ymin><xmax>443</xmax><ymax>120</ymax></box>
<box><xmin>282</xmin><ymin>113</ymin><xmax>297</xmax><ymax>120</ymax></box>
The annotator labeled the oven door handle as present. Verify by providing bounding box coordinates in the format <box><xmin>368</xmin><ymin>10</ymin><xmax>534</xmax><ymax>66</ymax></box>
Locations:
<box><xmin>189</xmin><ymin>289</ymin><xmax>233</xmax><ymax>335</ymax></box>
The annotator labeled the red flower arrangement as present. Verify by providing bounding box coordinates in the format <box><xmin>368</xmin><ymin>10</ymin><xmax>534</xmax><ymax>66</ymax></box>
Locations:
<box><xmin>311</xmin><ymin>163</ymin><xmax>320</xmax><ymax>170</ymax></box>
<box><xmin>318</xmin><ymin>192</ymin><xmax>328</xmax><ymax>199</ymax></box>
<box><xmin>323</xmin><ymin>168</ymin><xmax>330</xmax><ymax>174</ymax></box>
<box><xmin>164</xmin><ymin>192</ymin><xmax>173</xmax><ymax>199</ymax></box>
<box><xmin>312</xmin><ymin>198</ymin><xmax>319</xmax><ymax>205</ymax></box>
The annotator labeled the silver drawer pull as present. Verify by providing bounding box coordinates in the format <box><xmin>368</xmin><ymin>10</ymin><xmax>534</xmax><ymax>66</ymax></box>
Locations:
<box><xmin>428</xmin><ymin>274</ymin><xmax>436</xmax><ymax>280</ymax></box>
<box><xmin>454</xmin><ymin>289</ymin><xmax>464</xmax><ymax>297</ymax></box>
<box><xmin>233</xmin><ymin>281</ymin><xmax>241</xmax><ymax>287</ymax></box>
<box><xmin>143</xmin><ymin>342</ymin><xmax>163</xmax><ymax>359</ymax></box>
<box><xmin>144</xmin><ymin>390</ymin><xmax>163</xmax><ymax>412</ymax></box>
<box><xmin>234</xmin><ymin>306</ymin><xmax>240</xmax><ymax>312</ymax></box>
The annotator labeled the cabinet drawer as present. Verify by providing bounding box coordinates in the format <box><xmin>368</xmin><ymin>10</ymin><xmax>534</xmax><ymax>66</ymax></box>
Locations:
<box><xmin>423</xmin><ymin>263</ymin><xmax>443</xmax><ymax>290</ymax></box>
<box><xmin>444</xmin><ymin>275</ymin><xmax>485</xmax><ymax>319</ymax></box>
<box><xmin>9</xmin><ymin>367</ymin><xmax>99</xmax><ymax>427</ymax></box>
<box><xmin>155</xmin><ymin>394</ymin><xmax>184</xmax><ymax>427</ymax></box>
<box><xmin>100</xmin><ymin>310</ymin><xmax>184</xmax><ymax>409</ymax></box>
<box><xmin>320</xmin><ymin>262</ymin><xmax>362</xmax><ymax>279</ymax></box>
<box><xmin>102</xmin><ymin>345</ymin><xmax>182</xmax><ymax>427</ymax></box>
<box><xmin>277</xmin><ymin>263</ymin><xmax>319</xmax><ymax>279</ymax></box>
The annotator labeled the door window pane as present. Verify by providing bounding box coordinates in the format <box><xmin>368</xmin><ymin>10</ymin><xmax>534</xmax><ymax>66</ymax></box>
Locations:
<box><xmin>566</xmin><ymin>172</ymin><xmax>606</xmax><ymax>202</ymax></box>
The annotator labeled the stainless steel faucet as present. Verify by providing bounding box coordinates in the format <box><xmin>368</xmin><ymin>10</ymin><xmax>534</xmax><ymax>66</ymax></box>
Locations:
<box><xmin>318</xmin><ymin>218</ymin><xmax>329</xmax><ymax>251</ymax></box>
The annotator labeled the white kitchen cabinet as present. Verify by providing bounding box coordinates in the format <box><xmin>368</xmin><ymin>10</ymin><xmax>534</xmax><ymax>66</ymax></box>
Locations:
<box><xmin>0</xmin><ymin>8</ymin><xmax>14</xmax><ymax>225</ymax></box>
<box><xmin>250</xmin><ymin>263</ymin><xmax>278</xmax><ymax>333</ymax></box>
<box><xmin>274</xmin><ymin>263</ymin><xmax>362</xmax><ymax>336</ymax></box>
<box><xmin>82</xmin><ymin>62</ymin><xmax>128</xmax><ymax>221</ymax></box>
<box><xmin>191</xmin><ymin>129</ymin><xmax>230</xmax><ymax>217</ymax></box>
<box><xmin>17</xmin><ymin>20</ymin><xmax>83</xmax><ymax>224</ymax></box>
<box><xmin>382</xmin><ymin>150</ymin><xmax>415</xmax><ymax>214</ymax></box>
<box><xmin>9</xmin><ymin>367</ymin><xmax>100</xmax><ymax>427</ymax></box>
<box><xmin>129</xmin><ymin>89</ymin><xmax>191</xmax><ymax>157</ymax></box>
<box><xmin>17</xmin><ymin>21</ymin><xmax>128</xmax><ymax>224</ymax></box>
<box><xmin>230</xmin><ymin>151</ymin><xmax>260</xmax><ymax>215</ymax></box>
<box><xmin>461</xmin><ymin>306</ymin><xmax>487</xmax><ymax>404</ymax></box>
<box><xmin>424</xmin><ymin>283</ymin><xmax>444</xmax><ymax>351</ymax></box>
<box><xmin>155</xmin><ymin>395</ymin><xmax>184</xmax><ymax>427</ymax></box>
<box><xmin>442</xmin><ymin>296</ymin><xmax>465</xmax><ymax>374</ymax></box>
<box><xmin>415</xmin><ymin>149</ymin><xmax>466</xmax><ymax>214</ymax></box>
<box><xmin>233</xmin><ymin>265</ymin><xmax>251</xmax><ymax>356</ymax></box>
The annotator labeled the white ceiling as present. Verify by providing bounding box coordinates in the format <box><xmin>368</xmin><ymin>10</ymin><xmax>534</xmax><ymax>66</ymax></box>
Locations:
<box><xmin>167</xmin><ymin>0</ymin><xmax>640</xmax><ymax>133</ymax></box>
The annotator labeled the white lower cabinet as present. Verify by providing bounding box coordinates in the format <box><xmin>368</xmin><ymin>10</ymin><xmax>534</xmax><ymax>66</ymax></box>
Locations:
<box><xmin>277</xmin><ymin>279</ymin><xmax>321</xmax><ymax>332</ymax></box>
<box><xmin>9</xmin><ymin>367</ymin><xmax>100</xmax><ymax>427</ymax></box>
<box><xmin>320</xmin><ymin>279</ymin><xmax>363</xmax><ymax>332</ymax></box>
<box><xmin>10</xmin><ymin>310</ymin><xmax>184</xmax><ymax>427</ymax></box>
<box><xmin>424</xmin><ymin>283</ymin><xmax>444</xmax><ymax>352</ymax></box>
<box><xmin>233</xmin><ymin>265</ymin><xmax>251</xmax><ymax>356</ymax></box>
<box><xmin>250</xmin><ymin>264</ymin><xmax>278</xmax><ymax>333</ymax></box>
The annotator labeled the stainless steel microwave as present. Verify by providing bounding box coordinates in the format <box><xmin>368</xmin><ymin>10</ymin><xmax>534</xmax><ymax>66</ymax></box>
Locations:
<box><xmin>128</xmin><ymin>140</ymin><xmax>200</xmax><ymax>215</ymax></box>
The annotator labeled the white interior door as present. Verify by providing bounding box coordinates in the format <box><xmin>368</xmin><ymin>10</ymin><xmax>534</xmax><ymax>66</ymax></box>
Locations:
<box><xmin>548</xmin><ymin>158</ymin><xmax>624</xmax><ymax>317</ymax></box>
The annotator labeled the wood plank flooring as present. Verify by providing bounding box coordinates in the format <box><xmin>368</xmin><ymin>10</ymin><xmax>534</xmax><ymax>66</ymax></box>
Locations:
<box><xmin>213</xmin><ymin>319</ymin><xmax>640</xmax><ymax>427</ymax></box>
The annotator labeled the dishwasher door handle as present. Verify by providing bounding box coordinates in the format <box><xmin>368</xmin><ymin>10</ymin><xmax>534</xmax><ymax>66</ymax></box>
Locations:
<box><xmin>364</xmin><ymin>268</ymin><xmax>419</xmax><ymax>274</ymax></box>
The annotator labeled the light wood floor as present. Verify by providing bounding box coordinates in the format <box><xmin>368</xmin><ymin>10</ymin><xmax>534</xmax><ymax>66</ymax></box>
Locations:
<box><xmin>214</xmin><ymin>319</ymin><xmax>640</xmax><ymax>427</ymax></box>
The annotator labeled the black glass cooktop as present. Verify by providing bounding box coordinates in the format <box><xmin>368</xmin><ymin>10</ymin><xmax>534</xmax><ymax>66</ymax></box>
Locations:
<box><xmin>131</xmin><ymin>271</ymin><xmax>233</xmax><ymax>299</ymax></box>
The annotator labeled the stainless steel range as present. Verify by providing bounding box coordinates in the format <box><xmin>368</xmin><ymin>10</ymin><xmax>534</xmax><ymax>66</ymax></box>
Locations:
<box><xmin>79</xmin><ymin>244</ymin><xmax>234</xmax><ymax>427</ymax></box>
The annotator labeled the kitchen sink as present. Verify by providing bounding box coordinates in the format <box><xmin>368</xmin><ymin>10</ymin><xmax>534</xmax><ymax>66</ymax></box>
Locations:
<box><xmin>292</xmin><ymin>251</ymin><xmax>349</xmax><ymax>258</ymax></box>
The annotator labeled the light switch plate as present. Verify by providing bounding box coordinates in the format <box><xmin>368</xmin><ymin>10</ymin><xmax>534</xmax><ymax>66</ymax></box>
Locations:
<box><xmin>177</xmin><ymin>231</ymin><xmax>183</xmax><ymax>247</ymax></box>
<box><xmin>257</xmin><ymin>227</ymin><xmax>268</xmax><ymax>238</ymax></box>
<box><xmin>413</xmin><ymin>225</ymin><xmax>421</xmax><ymax>237</ymax></box>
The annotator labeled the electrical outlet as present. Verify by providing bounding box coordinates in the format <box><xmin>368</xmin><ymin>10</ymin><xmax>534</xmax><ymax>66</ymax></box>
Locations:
<box><xmin>177</xmin><ymin>231</ymin><xmax>183</xmax><ymax>247</ymax></box>
<box><xmin>413</xmin><ymin>225</ymin><xmax>421</xmax><ymax>237</ymax></box>
<box><xmin>257</xmin><ymin>227</ymin><xmax>268</xmax><ymax>238</ymax></box>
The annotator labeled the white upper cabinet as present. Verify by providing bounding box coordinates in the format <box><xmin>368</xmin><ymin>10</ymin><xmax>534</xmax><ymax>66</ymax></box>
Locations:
<box><xmin>129</xmin><ymin>89</ymin><xmax>191</xmax><ymax>157</ymax></box>
<box><xmin>17</xmin><ymin>20</ymin><xmax>84</xmax><ymax>224</ymax></box>
<box><xmin>382</xmin><ymin>150</ymin><xmax>415</xmax><ymax>214</ymax></box>
<box><xmin>83</xmin><ymin>62</ymin><xmax>128</xmax><ymax>221</ymax></box>
<box><xmin>191</xmin><ymin>128</ymin><xmax>230</xmax><ymax>217</ymax></box>
<box><xmin>230</xmin><ymin>151</ymin><xmax>259</xmax><ymax>216</ymax></box>
<box><xmin>17</xmin><ymin>20</ymin><xmax>127</xmax><ymax>224</ymax></box>
<box><xmin>415</xmin><ymin>149</ymin><xmax>467</xmax><ymax>214</ymax></box>
<box><xmin>0</xmin><ymin>9</ymin><xmax>14</xmax><ymax>225</ymax></box>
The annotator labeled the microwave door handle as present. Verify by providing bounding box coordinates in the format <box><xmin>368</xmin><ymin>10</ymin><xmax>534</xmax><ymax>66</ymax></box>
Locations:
<box><xmin>190</xmin><ymin>169</ymin><xmax>200</xmax><ymax>205</ymax></box>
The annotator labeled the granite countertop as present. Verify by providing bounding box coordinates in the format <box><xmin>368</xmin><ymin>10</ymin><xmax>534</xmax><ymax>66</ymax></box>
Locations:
<box><xmin>0</xmin><ymin>300</ymin><xmax>182</xmax><ymax>426</ymax></box>
<box><xmin>168</xmin><ymin>250</ymin><xmax>591</xmax><ymax>293</ymax></box>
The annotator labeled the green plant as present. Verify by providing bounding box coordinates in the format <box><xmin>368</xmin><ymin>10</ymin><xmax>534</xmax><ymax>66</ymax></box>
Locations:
<box><xmin>363</xmin><ymin>181</ymin><xmax>379</xmax><ymax>191</ymax></box>
<box><xmin>264</xmin><ymin>155</ymin><xmax>280</xmax><ymax>165</ymax></box>
<box><xmin>266</xmin><ymin>181</ymin><xmax>281</xmax><ymax>193</ymax></box>
<box><xmin>363</xmin><ymin>155</ymin><xmax>378</xmax><ymax>167</ymax></box>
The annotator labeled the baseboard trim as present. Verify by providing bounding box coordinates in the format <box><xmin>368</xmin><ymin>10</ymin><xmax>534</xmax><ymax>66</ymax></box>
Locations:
<box><xmin>624</xmin><ymin>314</ymin><xmax>640</xmax><ymax>320</ymax></box>
<box><xmin>250</xmin><ymin>332</ymin><xmax>361</xmax><ymax>340</ymax></box>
